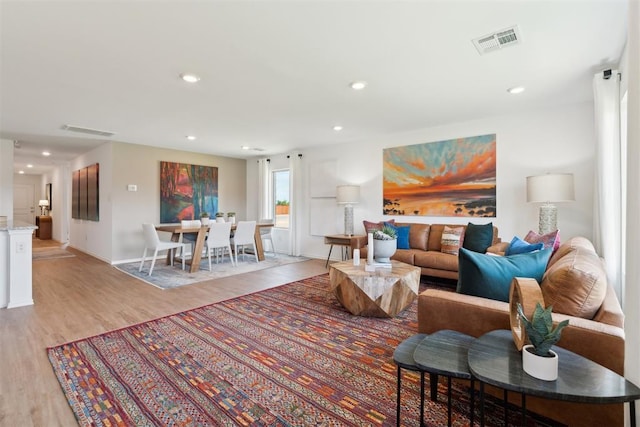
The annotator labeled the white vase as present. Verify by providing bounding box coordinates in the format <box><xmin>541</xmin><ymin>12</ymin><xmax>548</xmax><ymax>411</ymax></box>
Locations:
<box><xmin>201</xmin><ymin>217</ymin><xmax>210</xmax><ymax>226</ymax></box>
<box><xmin>373</xmin><ymin>238</ymin><xmax>397</xmax><ymax>263</ymax></box>
<box><xmin>522</xmin><ymin>344</ymin><xmax>558</xmax><ymax>381</ymax></box>
<box><xmin>216</xmin><ymin>217</ymin><xmax>225</xmax><ymax>223</ymax></box>
<box><xmin>228</xmin><ymin>216</ymin><xmax>235</xmax><ymax>224</ymax></box>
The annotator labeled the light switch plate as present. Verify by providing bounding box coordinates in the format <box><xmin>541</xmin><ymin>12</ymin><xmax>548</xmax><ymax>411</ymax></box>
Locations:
<box><xmin>127</xmin><ymin>184</ymin><xmax>137</xmax><ymax>192</ymax></box>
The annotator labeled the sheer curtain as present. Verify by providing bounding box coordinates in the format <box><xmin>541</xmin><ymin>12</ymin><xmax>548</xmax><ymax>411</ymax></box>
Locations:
<box><xmin>257</xmin><ymin>158</ymin><xmax>271</xmax><ymax>221</ymax></box>
<box><xmin>592</xmin><ymin>70</ymin><xmax>623</xmax><ymax>299</ymax></box>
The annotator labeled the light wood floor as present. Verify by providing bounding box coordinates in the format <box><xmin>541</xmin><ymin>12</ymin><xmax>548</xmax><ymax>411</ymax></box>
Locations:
<box><xmin>0</xmin><ymin>238</ymin><xmax>328</xmax><ymax>426</ymax></box>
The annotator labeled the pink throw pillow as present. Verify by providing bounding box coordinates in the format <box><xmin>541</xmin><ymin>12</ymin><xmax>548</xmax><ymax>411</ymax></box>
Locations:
<box><xmin>524</xmin><ymin>230</ymin><xmax>561</xmax><ymax>252</ymax></box>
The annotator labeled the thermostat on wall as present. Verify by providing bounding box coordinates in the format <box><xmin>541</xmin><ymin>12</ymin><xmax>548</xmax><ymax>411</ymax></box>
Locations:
<box><xmin>127</xmin><ymin>184</ymin><xmax>137</xmax><ymax>192</ymax></box>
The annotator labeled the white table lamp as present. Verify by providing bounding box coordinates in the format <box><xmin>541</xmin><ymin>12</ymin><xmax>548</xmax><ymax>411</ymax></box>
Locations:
<box><xmin>526</xmin><ymin>173</ymin><xmax>574</xmax><ymax>234</ymax></box>
<box><xmin>38</xmin><ymin>199</ymin><xmax>49</xmax><ymax>215</ymax></box>
<box><xmin>336</xmin><ymin>185</ymin><xmax>360</xmax><ymax>236</ymax></box>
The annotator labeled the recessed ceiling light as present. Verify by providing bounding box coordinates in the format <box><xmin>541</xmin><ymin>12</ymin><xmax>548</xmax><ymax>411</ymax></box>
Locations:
<box><xmin>186</xmin><ymin>135</ymin><xmax>196</xmax><ymax>141</ymax></box>
<box><xmin>350</xmin><ymin>81</ymin><xmax>367</xmax><ymax>90</ymax></box>
<box><xmin>507</xmin><ymin>86</ymin><xmax>525</xmax><ymax>94</ymax></box>
<box><xmin>241</xmin><ymin>146</ymin><xmax>250</xmax><ymax>150</ymax></box>
<box><xmin>180</xmin><ymin>73</ymin><xmax>201</xmax><ymax>83</ymax></box>
<box><xmin>19</xmin><ymin>170</ymin><xmax>25</xmax><ymax>174</ymax></box>
<box><xmin>27</xmin><ymin>164</ymin><xmax>33</xmax><ymax>168</ymax></box>
<box><xmin>333</xmin><ymin>125</ymin><xmax>343</xmax><ymax>131</ymax></box>
<box><xmin>42</xmin><ymin>151</ymin><xmax>51</xmax><ymax>156</ymax></box>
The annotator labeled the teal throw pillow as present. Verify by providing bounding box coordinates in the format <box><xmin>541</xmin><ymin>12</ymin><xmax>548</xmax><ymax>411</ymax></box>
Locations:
<box><xmin>505</xmin><ymin>236</ymin><xmax>544</xmax><ymax>256</ymax></box>
<box><xmin>462</xmin><ymin>222</ymin><xmax>494</xmax><ymax>253</ymax></box>
<box><xmin>384</xmin><ymin>223</ymin><xmax>411</xmax><ymax>249</ymax></box>
<box><xmin>457</xmin><ymin>247</ymin><xmax>552</xmax><ymax>302</ymax></box>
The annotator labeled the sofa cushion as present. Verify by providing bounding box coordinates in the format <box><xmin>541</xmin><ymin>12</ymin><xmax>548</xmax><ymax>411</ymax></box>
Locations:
<box><xmin>414</xmin><ymin>250</ymin><xmax>459</xmax><ymax>272</ymax></box>
<box><xmin>441</xmin><ymin>225</ymin><xmax>466</xmax><ymax>255</ymax></box>
<box><xmin>525</xmin><ymin>229</ymin><xmax>561</xmax><ymax>252</ymax></box>
<box><xmin>547</xmin><ymin>236</ymin><xmax>596</xmax><ymax>269</ymax></box>
<box><xmin>505</xmin><ymin>236</ymin><xmax>544</xmax><ymax>255</ymax></box>
<box><xmin>457</xmin><ymin>247</ymin><xmax>552</xmax><ymax>302</ymax></box>
<box><xmin>396</xmin><ymin>222</ymin><xmax>430</xmax><ymax>251</ymax></box>
<box><xmin>391</xmin><ymin>249</ymin><xmax>416</xmax><ymax>265</ymax></box>
<box><xmin>542</xmin><ymin>247</ymin><xmax>607</xmax><ymax>319</ymax></box>
<box><xmin>463</xmin><ymin>222</ymin><xmax>494</xmax><ymax>253</ymax></box>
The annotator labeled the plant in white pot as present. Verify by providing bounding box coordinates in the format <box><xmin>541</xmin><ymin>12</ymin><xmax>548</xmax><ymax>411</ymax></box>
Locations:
<box><xmin>227</xmin><ymin>212</ymin><xmax>236</xmax><ymax>224</ymax></box>
<box><xmin>517</xmin><ymin>302</ymin><xmax>569</xmax><ymax>381</ymax></box>
<box><xmin>372</xmin><ymin>225</ymin><xmax>397</xmax><ymax>263</ymax></box>
<box><xmin>215</xmin><ymin>212</ymin><xmax>225</xmax><ymax>223</ymax></box>
<box><xmin>200</xmin><ymin>212</ymin><xmax>210</xmax><ymax>225</ymax></box>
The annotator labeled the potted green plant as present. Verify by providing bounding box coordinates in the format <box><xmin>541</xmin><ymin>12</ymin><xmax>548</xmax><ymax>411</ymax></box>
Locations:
<box><xmin>227</xmin><ymin>212</ymin><xmax>236</xmax><ymax>224</ymax></box>
<box><xmin>372</xmin><ymin>225</ymin><xmax>397</xmax><ymax>263</ymax></box>
<box><xmin>200</xmin><ymin>212</ymin><xmax>210</xmax><ymax>225</ymax></box>
<box><xmin>215</xmin><ymin>212</ymin><xmax>225</xmax><ymax>223</ymax></box>
<box><xmin>517</xmin><ymin>302</ymin><xmax>569</xmax><ymax>381</ymax></box>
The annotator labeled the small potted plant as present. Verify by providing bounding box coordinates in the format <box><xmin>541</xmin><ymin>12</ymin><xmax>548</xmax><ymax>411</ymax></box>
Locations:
<box><xmin>200</xmin><ymin>212</ymin><xmax>210</xmax><ymax>225</ymax></box>
<box><xmin>215</xmin><ymin>212</ymin><xmax>225</xmax><ymax>223</ymax></box>
<box><xmin>372</xmin><ymin>225</ymin><xmax>397</xmax><ymax>263</ymax></box>
<box><xmin>226</xmin><ymin>212</ymin><xmax>236</xmax><ymax>224</ymax></box>
<box><xmin>517</xmin><ymin>302</ymin><xmax>569</xmax><ymax>381</ymax></box>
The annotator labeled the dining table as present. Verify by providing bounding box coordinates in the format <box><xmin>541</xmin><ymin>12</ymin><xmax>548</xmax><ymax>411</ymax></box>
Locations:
<box><xmin>156</xmin><ymin>222</ymin><xmax>274</xmax><ymax>273</ymax></box>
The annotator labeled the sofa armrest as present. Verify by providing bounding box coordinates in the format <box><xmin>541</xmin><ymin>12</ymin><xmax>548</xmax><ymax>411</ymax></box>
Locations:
<box><xmin>417</xmin><ymin>288</ymin><xmax>625</xmax><ymax>374</ymax></box>
<box><xmin>486</xmin><ymin>241</ymin><xmax>509</xmax><ymax>255</ymax></box>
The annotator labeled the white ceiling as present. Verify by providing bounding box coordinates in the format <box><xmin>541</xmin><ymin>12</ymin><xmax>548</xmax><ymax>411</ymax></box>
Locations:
<box><xmin>1</xmin><ymin>0</ymin><xmax>628</xmax><ymax>175</ymax></box>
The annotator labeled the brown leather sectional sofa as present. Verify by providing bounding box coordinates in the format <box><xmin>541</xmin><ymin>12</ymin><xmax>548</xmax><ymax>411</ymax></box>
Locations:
<box><xmin>418</xmin><ymin>236</ymin><xmax>625</xmax><ymax>426</ymax></box>
<box><xmin>358</xmin><ymin>222</ymin><xmax>502</xmax><ymax>279</ymax></box>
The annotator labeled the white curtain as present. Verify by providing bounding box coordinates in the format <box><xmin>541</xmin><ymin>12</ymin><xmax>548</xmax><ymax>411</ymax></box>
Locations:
<box><xmin>288</xmin><ymin>152</ymin><xmax>303</xmax><ymax>256</ymax></box>
<box><xmin>592</xmin><ymin>70</ymin><xmax>623</xmax><ymax>299</ymax></box>
<box><xmin>257</xmin><ymin>158</ymin><xmax>271</xmax><ymax>221</ymax></box>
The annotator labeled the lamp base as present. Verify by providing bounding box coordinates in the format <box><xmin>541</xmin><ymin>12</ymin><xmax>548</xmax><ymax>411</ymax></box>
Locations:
<box><xmin>344</xmin><ymin>205</ymin><xmax>354</xmax><ymax>236</ymax></box>
<box><xmin>538</xmin><ymin>204</ymin><xmax>557</xmax><ymax>235</ymax></box>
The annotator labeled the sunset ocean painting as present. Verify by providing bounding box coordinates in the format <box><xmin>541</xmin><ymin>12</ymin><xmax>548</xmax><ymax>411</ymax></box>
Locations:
<box><xmin>383</xmin><ymin>134</ymin><xmax>496</xmax><ymax>217</ymax></box>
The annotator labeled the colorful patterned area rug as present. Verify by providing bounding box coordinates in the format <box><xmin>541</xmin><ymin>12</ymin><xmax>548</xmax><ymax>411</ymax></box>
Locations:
<box><xmin>48</xmin><ymin>275</ymin><xmax>562</xmax><ymax>426</ymax></box>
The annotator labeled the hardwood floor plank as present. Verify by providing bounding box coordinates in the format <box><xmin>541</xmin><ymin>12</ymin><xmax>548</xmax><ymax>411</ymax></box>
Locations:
<box><xmin>0</xmin><ymin>238</ymin><xmax>328</xmax><ymax>425</ymax></box>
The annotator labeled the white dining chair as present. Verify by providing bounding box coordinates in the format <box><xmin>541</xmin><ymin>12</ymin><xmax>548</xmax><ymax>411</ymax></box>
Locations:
<box><xmin>206</xmin><ymin>222</ymin><xmax>234</xmax><ymax>270</ymax></box>
<box><xmin>139</xmin><ymin>223</ymin><xmax>189</xmax><ymax>276</ymax></box>
<box><xmin>231</xmin><ymin>221</ymin><xmax>258</xmax><ymax>263</ymax></box>
<box><xmin>259</xmin><ymin>219</ymin><xmax>276</xmax><ymax>257</ymax></box>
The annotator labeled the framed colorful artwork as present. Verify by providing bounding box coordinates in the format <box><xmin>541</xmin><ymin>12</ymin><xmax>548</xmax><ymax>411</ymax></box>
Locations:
<box><xmin>160</xmin><ymin>161</ymin><xmax>218</xmax><ymax>223</ymax></box>
<box><xmin>383</xmin><ymin>134</ymin><xmax>496</xmax><ymax>217</ymax></box>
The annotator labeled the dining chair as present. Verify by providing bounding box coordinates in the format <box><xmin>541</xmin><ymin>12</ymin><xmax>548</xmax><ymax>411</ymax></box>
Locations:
<box><xmin>259</xmin><ymin>219</ymin><xmax>276</xmax><ymax>257</ymax></box>
<box><xmin>139</xmin><ymin>223</ymin><xmax>188</xmax><ymax>276</ymax></box>
<box><xmin>231</xmin><ymin>221</ymin><xmax>258</xmax><ymax>263</ymax></box>
<box><xmin>206</xmin><ymin>222</ymin><xmax>234</xmax><ymax>270</ymax></box>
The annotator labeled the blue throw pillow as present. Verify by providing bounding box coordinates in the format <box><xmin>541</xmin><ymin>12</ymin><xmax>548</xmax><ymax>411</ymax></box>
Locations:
<box><xmin>505</xmin><ymin>236</ymin><xmax>544</xmax><ymax>256</ymax></box>
<box><xmin>457</xmin><ymin>247</ymin><xmax>552</xmax><ymax>302</ymax></box>
<box><xmin>384</xmin><ymin>223</ymin><xmax>411</xmax><ymax>249</ymax></box>
<box><xmin>462</xmin><ymin>222</ymin><xmax>494</xmax><ymax>253</ymax></box>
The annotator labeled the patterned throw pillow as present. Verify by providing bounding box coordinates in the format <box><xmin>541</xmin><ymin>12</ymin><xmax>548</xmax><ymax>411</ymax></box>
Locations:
<box><xmin>363</xmin><ymin>219</ymin><xmax>395</xmax><ymax>234</ymax></box>
<box><xmin>524</xmin><ymin>230</ymin><xmax>561</xmax><ymax>252</ymax></box>
<box><xmin>441</xmin><ymin>225</ymin><xmax>465</xmax><ymax>256</ymax></box>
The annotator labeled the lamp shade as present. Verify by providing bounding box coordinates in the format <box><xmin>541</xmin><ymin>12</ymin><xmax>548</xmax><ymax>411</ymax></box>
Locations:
<box><xmin>526</xmin><ymin>174</ymin><xmax>575</xmax><ymax>203</ymax></box>
<box><xmin>336</xmin><ymin>185</ymin><xmax>360</xmax><ymax>204</ymax></box>
<box><xmin>38</xmin><ymin>199</ymin><xmax>49</xmax><ymax>207</ymax></box>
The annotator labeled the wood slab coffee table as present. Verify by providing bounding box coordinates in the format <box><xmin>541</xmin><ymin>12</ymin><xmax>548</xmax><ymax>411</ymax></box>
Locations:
<box><xmin>328</xmin><ymin>260</ymin><xmax>420</xmax><ymax>317</ymax></box>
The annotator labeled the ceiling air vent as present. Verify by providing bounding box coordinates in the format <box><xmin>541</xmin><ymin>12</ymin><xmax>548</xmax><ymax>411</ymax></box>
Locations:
<box><xmin>472</xmin><ymin>25</ymin><xmax>521</xmax><ymax>55</ymax></box>
<box><xmin>61</xmin><ymin>124</ymin><xmax>115</xmax><ymax>137</ymax></box>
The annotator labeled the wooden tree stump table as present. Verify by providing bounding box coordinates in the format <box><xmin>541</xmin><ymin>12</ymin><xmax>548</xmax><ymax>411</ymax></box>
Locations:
<box><xmin>328</xmin><ymin>260</ymin><xmax>420</xmax><ymax>317</ymax></box>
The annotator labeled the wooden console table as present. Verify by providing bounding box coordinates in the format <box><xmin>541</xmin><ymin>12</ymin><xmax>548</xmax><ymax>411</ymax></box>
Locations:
<box><xmin>35</xmin><ymin>216</ymin><xmax>52</xmax><ymax>240</ymax></box>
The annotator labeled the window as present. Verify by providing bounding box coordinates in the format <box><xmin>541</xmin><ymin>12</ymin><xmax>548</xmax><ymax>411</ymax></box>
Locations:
<box><xmin>273</xmin><ymin>170</ymin><xmax>290</xmax><ymax>228</ymax></box>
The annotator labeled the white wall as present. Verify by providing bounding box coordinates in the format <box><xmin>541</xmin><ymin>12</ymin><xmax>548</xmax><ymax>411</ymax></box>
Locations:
<box><xmin>109</xmin><ymin>142</ymin><xmax>246</xmax><ymax>263</ymax></box>
<box><xmin>248</xmin><ymin>102</ymin><xmax>596</xmax><ymax>260</ymax></box>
